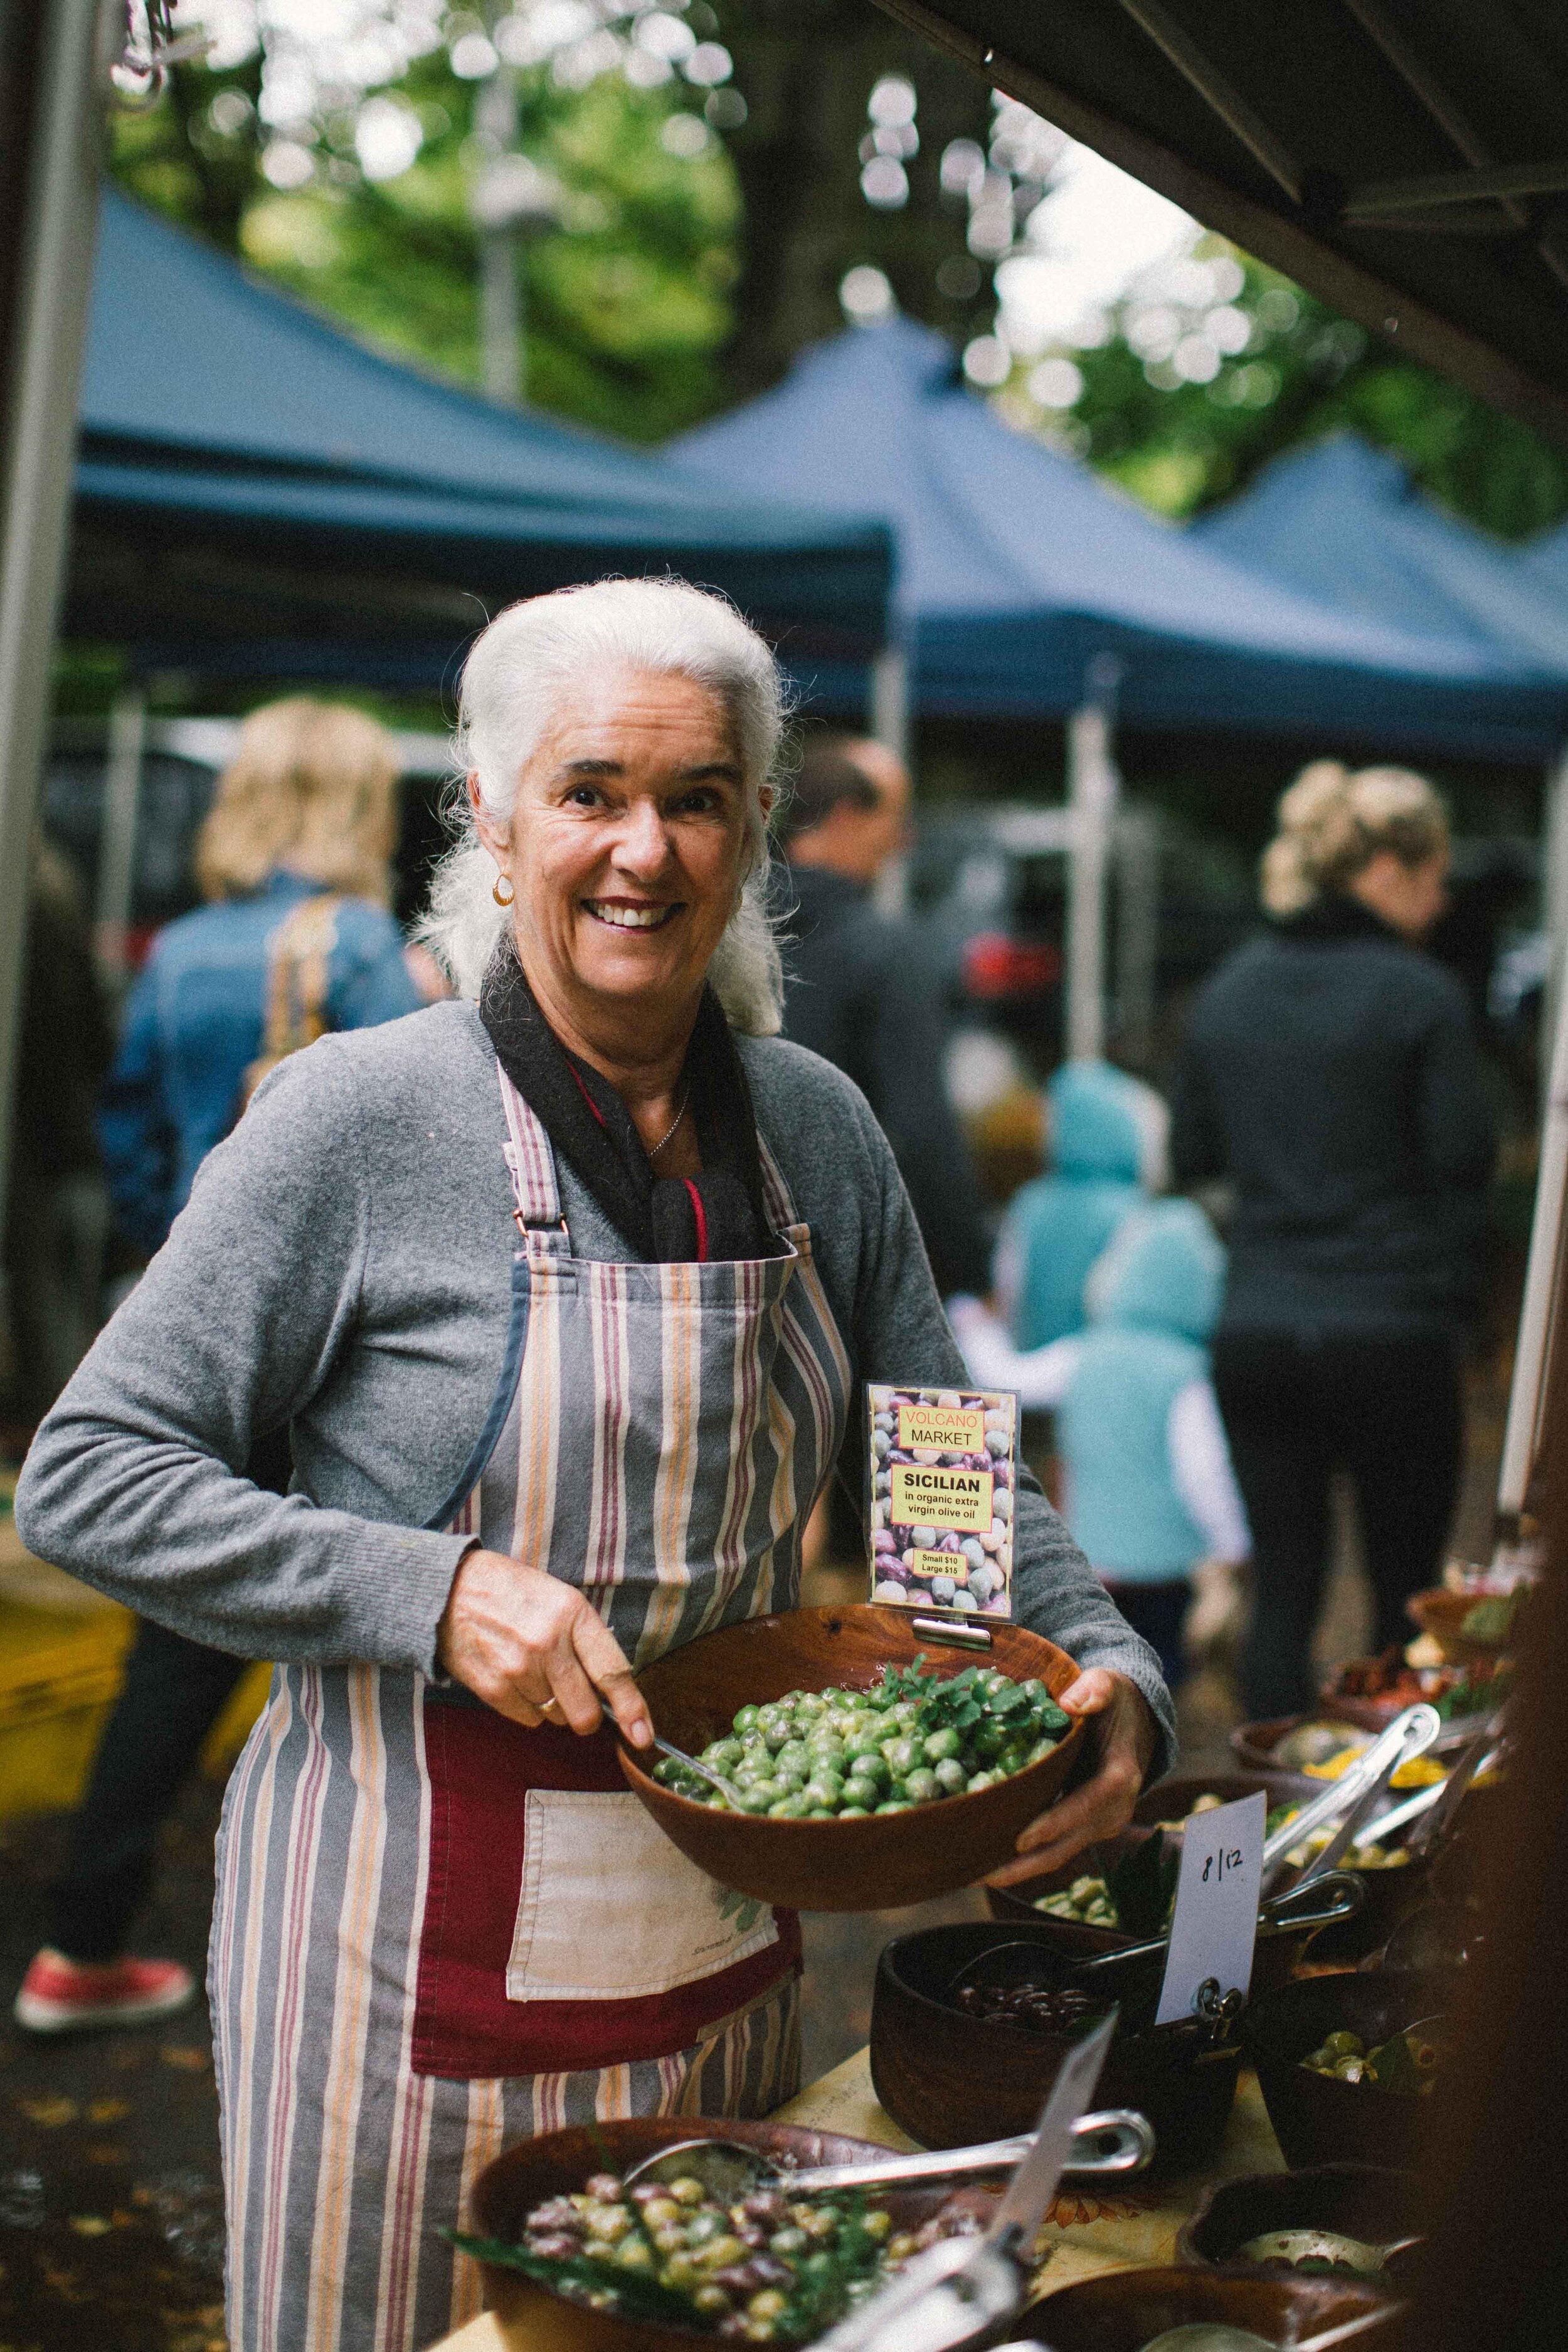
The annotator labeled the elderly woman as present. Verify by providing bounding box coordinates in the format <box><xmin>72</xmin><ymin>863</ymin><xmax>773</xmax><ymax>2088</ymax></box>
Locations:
<box><xmin>18</xmin><ymin>581</ymin><xmax>1170</xmax><ymax>2352</ymax></box>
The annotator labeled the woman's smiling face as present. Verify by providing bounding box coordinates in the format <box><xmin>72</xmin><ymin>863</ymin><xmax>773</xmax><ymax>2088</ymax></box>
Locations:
<box><xmin>471</xmin><ymin>669</ymin><xmax>756</xmax><ymax>1036</ymax></box>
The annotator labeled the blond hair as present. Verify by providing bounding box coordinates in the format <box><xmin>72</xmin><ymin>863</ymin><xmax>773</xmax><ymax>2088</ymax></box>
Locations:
<box><xmin>196</xmin><ymin>698</ymin><xmax>401</xmax><ymax>904</ymax></box>
<box><xmin>418</xmin><ymin>578</ymin><xmax>788</xmax><ymax>1032</ymax></box>
<box><xmin>1261</xmin><ymin>761</ymin><xmax>1449</xmax><ymax>917</ymax></box>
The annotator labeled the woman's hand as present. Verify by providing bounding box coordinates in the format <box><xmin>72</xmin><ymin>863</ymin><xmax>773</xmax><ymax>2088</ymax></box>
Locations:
<box><xmin>987</xmin><ymin>1669</ymin><xmax>1158</xmax><ymax>1888</ymax></box>
<box><xmin>437</xmin><ymin>1549</ymin><xmax>653</xmax><ymax>1748</ymax></box>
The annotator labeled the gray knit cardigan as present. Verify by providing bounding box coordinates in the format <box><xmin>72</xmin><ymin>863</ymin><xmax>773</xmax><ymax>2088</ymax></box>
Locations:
<box><xmin>16</xmin><ymin>1002</ymin><xmax>1173</xmax><ymax>1761</ymax></box>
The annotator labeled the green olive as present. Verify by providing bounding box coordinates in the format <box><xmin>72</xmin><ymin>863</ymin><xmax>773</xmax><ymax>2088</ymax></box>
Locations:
<box><xmin>933</xmin><ymin>1757</ymin><xmax>969</xmax><ymax>1794</ymax></box>
<box><xmin>923</xmin><ymin>1726</ymin><xmax>963</xmax><ymax>1762</ymax></box>
<box><xmin>842</xmin><ymin>1776</ymin><xmax>881</xmax><ymax>1811</ymax></box>
<box><xmin>904</xmin><ymin>1767</ymin><xmax>940</xmax><ymax>1804</ymax></box>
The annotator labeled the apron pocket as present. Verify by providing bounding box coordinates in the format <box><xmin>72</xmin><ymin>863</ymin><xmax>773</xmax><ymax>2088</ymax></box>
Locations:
<box><xmin>411</xmin><ymin>1698</ymin><xmax>798</xmax><ymax>2080</ymax></box>
<box><xmin>509</xmin><ymin>1789</ymin><xmax>777</xmax><ymax>2001</ymax></box>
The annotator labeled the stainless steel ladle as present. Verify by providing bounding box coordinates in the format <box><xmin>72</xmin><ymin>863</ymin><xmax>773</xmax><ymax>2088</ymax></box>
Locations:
<box><xmin>620</xmin><ymin>2107</ymin><xmax>1155</xmax><ymax>2200</ymax></box>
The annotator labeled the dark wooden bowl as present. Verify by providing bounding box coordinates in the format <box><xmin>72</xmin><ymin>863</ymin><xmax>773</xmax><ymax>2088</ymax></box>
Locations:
<box><xmin>1242</xmin><ymin>1968</ymin><xmax>1454</xmax><ymax>2171</ymax></box>
<box><xmin>988</xmin><ymin>2266</ymin><xmax>1398</xmax><ymax>2352</ymax></box>
<box><xmin>470</xmin><ymin>2114</ymin><xmax>975</xmax><ymax>2351</ymax></box>
<box><xmin>984</xmin><ymin>1825</ymin><xmax>1355</xmax><ymax>1995</ymax></box>
<box><xmin>1178</xmin><ymin>2161</ymin><xmax>1426</xmax><ymax>2277</ymax></box>
<box><xmin>617</xmin><ymin>1605</ymin><xmax>1084</xmax><ymax>1912</ymax></box>
<box><xmin>1230</xmin><ymin>1715</ymin><xmax>1368</xmax><ymax>1774</ymax></box>
<box><xmin>1133</xmin><ymin>1768</ymin><xmax>1318</xmax><ymax>1828</ymax></box>
<box><xmin>1406</xmin><ymin>1587</ymin><xmax>1517</xmax><ymax>1663</ymax></box>
<box><xmin>869</xmin><ymin>1920</ymin><xmax>1240</xmax><ymax>2176</ymax></box>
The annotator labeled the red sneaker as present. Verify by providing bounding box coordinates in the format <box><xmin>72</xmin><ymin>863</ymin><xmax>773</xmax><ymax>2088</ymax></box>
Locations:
<box><xmin>14</xmin><ymin>1947</ymin><xmax>196</xmax><ymax>2034</ymax></box>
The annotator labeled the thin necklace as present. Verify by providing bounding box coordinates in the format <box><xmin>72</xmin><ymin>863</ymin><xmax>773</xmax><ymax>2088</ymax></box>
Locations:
<box><xmin>646</xmin><ymin>1089</ymin><xmax>690</xmax><ymax>1159</ymax></box>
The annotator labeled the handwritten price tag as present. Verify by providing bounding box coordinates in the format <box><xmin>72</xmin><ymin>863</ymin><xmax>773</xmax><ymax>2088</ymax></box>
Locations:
<box><xmin>1155</xmin><ymin>1789</ymin><xmax>1266</xmax><ymax>2027</ymax></box>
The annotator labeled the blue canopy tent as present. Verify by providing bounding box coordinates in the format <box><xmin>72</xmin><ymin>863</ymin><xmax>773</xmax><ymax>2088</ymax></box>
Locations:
<box><xmin>677</xmin><ymin>317</ymin><xmax>1568</xmax><ymax>762</ymax></box>
<box><xmin>1194</xmin><ymin>434</ymin><xmax>1568</xmax><ymax>681</ymax></box>
<box><xmin>66</xmin><ymin>193</ymin><xmax>892</xmax><ymax>683</ymax></box>
<box><xmin>1524</xmin><ymin>519</ymin><xmax>1568</xmax><ymax>608</ymax></box>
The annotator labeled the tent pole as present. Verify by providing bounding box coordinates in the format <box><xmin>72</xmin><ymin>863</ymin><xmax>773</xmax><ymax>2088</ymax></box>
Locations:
<box><xmin>1115</xmin><ymin>803</ymin><xmax>1159</xmax><ymax>1066</ymax></box>
<box><xmin>94</xmin><ymin>682</ymin><xmax>147</xmax><ymax>992</ymax></box>
<box><xmin>1500</xmin><ymin>970</ymin><xmax>1568</xmax><ymax>1518</ymax></box>
<box><xmin>868</xmin><ymin>645</ymin><xmax>909</xmax><ymax>769</ymax></box>
<box><xmin>0</xmin><ymin>0</ymin><xmax>109</xmax><ymax>1242</ymax></box>
<box><xmin>1065</xmin><ymin>684</ymin><xmax>1121</xmax><ymax>1062</ymax></box>
<box><xmin>1541</xmin><ymin>741</ymin><xmax>1568</xmax><ymax>1112</ymax></box>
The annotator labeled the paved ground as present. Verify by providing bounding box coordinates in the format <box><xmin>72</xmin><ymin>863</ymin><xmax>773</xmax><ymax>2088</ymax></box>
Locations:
<box><xmin>0</xmin><ymin>1784</ymin><xmax>227</xmax><ymax>2351</ymax></box>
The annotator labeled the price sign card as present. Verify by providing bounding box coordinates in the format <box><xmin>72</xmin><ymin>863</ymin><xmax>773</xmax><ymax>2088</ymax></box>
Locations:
<box><xmin>866</xmin><ymin>1384</ymin><xmax>1017</xmax><ymax>1621</ymax></box>
<box><xmin>1155</xmin><ymin>1789</ymin><xmax>1266</xmax><ymax>2026</ymax></box>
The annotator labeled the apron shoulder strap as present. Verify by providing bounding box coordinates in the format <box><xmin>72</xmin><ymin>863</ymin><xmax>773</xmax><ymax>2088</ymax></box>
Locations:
<box><xmin>756</xmin><ymin>1131</ymin><xmax>801</xmax><ymax>1232</ymax></box>
<box><xmin>495</xmin><ymin>1061</ymin><xmax>564</xmax><ymax>1230</ymax></box>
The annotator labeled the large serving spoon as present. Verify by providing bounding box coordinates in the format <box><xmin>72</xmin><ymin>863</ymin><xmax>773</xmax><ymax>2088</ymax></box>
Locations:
<box><xmin>1234</xmin><ymin>2225</ymin><xmax>1423</xmax><ymax>2275</ymax></box>
<box><xmin>1128</xmin><ymin>2309</ymin><xmax>1401</xmax><ymax>2352</ymax></box>
<box><xmin>620</xmin><ymin>2107</ymin><xmax>1155</xmax><ymax>2200</ymax></box>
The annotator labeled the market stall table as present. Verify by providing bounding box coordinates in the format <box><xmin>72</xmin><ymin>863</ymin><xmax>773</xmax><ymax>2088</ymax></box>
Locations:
<box><xmin>428</xmin><ymin>2043</ymin><xmax>1286</xmax><ymax>2349</ymax></box>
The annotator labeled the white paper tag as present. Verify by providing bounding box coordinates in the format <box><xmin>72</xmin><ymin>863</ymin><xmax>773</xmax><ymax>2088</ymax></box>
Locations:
<box><xmin>1155</xmin><ymin>1789</ymin><xmax>1265</xmax><ymax>2026</ymax></box>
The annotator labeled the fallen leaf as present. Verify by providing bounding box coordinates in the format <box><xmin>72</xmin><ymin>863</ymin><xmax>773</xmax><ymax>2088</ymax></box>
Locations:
<box><xmin>17</xmin><ymin>2097</ymin><xmax>77</xmax><ymax>2127</ymax></box>
<box><xmin>85</xmin><ymin>2143</ymin><xmax>129</xmax><ymax>2164</ymax></box>
<box><xmin>67</xmin><ymin>2215</ymin><xmax>111</xmax><ymax>2237</ymax></box>
<box><xmin>158</xmin><ymin>2045</ymin><xmax>210</xmax><ymax>2073</ymax></box>
<box><xmin>87</xmin><ymin>2099</ymin><xmax>130</xmax><ymax>2124</ymax></box>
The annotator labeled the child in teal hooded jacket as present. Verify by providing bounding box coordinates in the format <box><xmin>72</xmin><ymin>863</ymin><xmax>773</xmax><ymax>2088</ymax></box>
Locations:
<box><xmin>995</xmin><ymin>1059</ymin><xmax>1168</xmax><ymax>1348</ymax></box>
<box><xmin>951</xmin><ymin>1198</ymin><xmax>1248</xmax><ymax>1687</ymax></box>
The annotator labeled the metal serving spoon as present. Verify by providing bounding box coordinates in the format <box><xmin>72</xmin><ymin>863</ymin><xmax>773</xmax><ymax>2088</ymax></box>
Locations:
<box><xmin>1234</xmin><ymin>2225</ymin><xmax>1423</xmax><ymax>2275</ymax></box>
<box><xmin>1131</xmin><ymin>2311</ymin><xmax>1401</xmax><ymax>2352</ymax></box>
<box><xmin>620</xmin><ymin>2107</ymin><xmax>1155</xmax><ymax>2200</ymax></box>
<box><xmin>646</xmin><ymin>1734</ymin><xmax>743</xmax><ymax>1806</ymax></box>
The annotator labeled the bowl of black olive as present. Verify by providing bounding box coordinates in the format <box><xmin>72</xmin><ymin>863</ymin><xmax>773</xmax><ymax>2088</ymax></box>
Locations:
<box><xmin>869</xmin><ymin>1919</ymin><xmax>1241</xmax><ymax>2175</ymax></box>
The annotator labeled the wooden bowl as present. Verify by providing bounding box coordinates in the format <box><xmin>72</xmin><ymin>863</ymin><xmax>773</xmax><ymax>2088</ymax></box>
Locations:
<box><xmin>869</xmin><ymin>1919</ymin><xmax>1240</xmax><ymax>2176</ymax></box>
<box><xmin>470</xmin><ymin>2114</ymin><xmax>976</xmax><ymax>2351</ymax></box>
<box><xmin>984</xmin><ymin>1825</ymin><xmax>1355</xmax><ymax>1995</ymax></box>
<box><xmin>1406</xmin><ymin>1587</ymin><xmax>1518</xmax><ymax>1663</ymax></box>
<box><xmin>617</xmin><ymin>1606</ymin><xmax>1084</xmax><ymax>1912</ymax></box>
<box><xmin>1242</xmin><ymin>1968</ymin><xmax>1454</xmax><ymax>2171</ymax></box>
<box><xmin>1133</xmin><ymin>1768</ymin><xmax>1318</xmax><ymax>1829</ymax></box>
<box><xmin>1178</xmin><ymin>2161</ymin><xmax>1425</xmax><ymax>2276</ymax></box>
<box><xmin>992</xmin><ymin>2266</ymin><xmax>1397</xmax><ymax>2352</ymax></box>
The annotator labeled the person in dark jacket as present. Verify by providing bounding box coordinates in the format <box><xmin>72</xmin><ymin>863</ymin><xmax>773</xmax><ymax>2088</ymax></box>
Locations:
<box><xmin>778</xmin><ymin>736</ymin><xmax>992</xmax><ymax>1298</ymax></box>
<box><xmin>1170</xmin><ymin>761</ymin><xmax>1496</xmax><ymax>1717</ymax></box>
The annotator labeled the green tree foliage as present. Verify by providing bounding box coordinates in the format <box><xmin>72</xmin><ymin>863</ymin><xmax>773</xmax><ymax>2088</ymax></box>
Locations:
<box><xmin>109</xmin><ymin>6</ymin><xmax>1568</xmax><ymax>539</ymax></box>
<box><xmin>110</xmin><ymin>8</ymin><xmax>744</xmax><ymax>441</ymax></box>
<box><xmin>1022</xmin><ymin>243</ymin><xmax>1568</xmax><ymax>539</ymax></box>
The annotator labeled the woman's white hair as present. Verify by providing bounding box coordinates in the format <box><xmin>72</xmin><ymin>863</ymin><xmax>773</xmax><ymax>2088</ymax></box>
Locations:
<box><xmin>417</xmin><ymin>577</ymin><xmax>787</xmax><ymax>1033</ymax></box>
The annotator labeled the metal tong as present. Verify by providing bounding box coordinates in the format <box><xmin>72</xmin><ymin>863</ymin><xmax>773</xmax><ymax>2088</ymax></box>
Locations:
<box><xmin>1259</xmin><ymin>1703</ymin><xmax>1441</xmax><ymax>1893</ymax></box>
<box><xmin>813</xmin><ymin>2011</ymin><xmax>1122</xmax><ymax>2352</ymax></box>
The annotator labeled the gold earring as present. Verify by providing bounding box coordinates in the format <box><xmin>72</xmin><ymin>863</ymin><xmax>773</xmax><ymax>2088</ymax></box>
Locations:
<box><xmin>492</xmin><ymin>872</ymin><xmax>515</xmax><ymax>908</ymax></box>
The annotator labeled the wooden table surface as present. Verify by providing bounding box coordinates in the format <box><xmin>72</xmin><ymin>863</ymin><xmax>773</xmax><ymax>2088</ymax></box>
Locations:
<box><xmin>428</xmin><ymin>2045</ymin><xmax>1285</xmax><ymax>2349</ymax></box>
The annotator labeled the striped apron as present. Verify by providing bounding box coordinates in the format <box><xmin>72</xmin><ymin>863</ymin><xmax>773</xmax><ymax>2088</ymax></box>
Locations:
<box><xmin>211</xmin><ymin>1064</ymin><xmax>852</xmax><ymax>2352</ymax></box>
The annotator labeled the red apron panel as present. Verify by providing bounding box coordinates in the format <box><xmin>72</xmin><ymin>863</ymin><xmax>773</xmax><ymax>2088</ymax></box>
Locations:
<box><xmin>411</xmin><ymin>1700</ymin><xmax>800</xmax><ymax>2080</ymax></box>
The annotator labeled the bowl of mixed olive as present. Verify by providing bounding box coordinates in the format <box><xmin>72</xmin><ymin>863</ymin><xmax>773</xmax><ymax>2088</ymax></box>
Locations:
<box><xmin>617</xmin><ymin>1604</ymin><xmax>1085</xmax><ymax>1910</ymax></box>
<box><xmin>467</xmin><ymin>2116</ymin><xmax>988</xmax><ymax>2349</ymax></box>
<box><xmin>1242</xmin><ymin>1969</ymin><xmax>1454</xmax><ymax>2169</ymax></box>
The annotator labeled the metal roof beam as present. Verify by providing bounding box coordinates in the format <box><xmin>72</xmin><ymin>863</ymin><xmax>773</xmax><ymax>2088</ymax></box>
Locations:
<box><xmin>1340</xmin><ymin>0</ymin><xmax>1568</xmax><ymax>290</ymax></box>
<box><xmin>1345</xmin><ymin>161</ymin><xmax>1568</xmax><ymax>220</ymax></box>
<box><xmin>1113</xmin><ymin>0</ymin><xmax>1304</xmax><ymax>207</ymax></box>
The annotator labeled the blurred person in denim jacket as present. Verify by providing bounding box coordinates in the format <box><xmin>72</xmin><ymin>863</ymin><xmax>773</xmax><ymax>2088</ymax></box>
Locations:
<box><xmin>16</xmin><ymin>699</ymin><xmax>422</xmax><ymax>2037</ymax></box>
<box><xmin>100</xmin><ymin>699</ymin><xmax>423</xmax><ymax>1256</ymax></box>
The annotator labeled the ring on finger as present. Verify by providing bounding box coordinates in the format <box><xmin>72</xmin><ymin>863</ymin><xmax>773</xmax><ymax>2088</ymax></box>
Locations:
<box><xmin>538</xmin><ymin>1694</ymin><xmax>563</xmax><ymax>1718</ymax></box>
